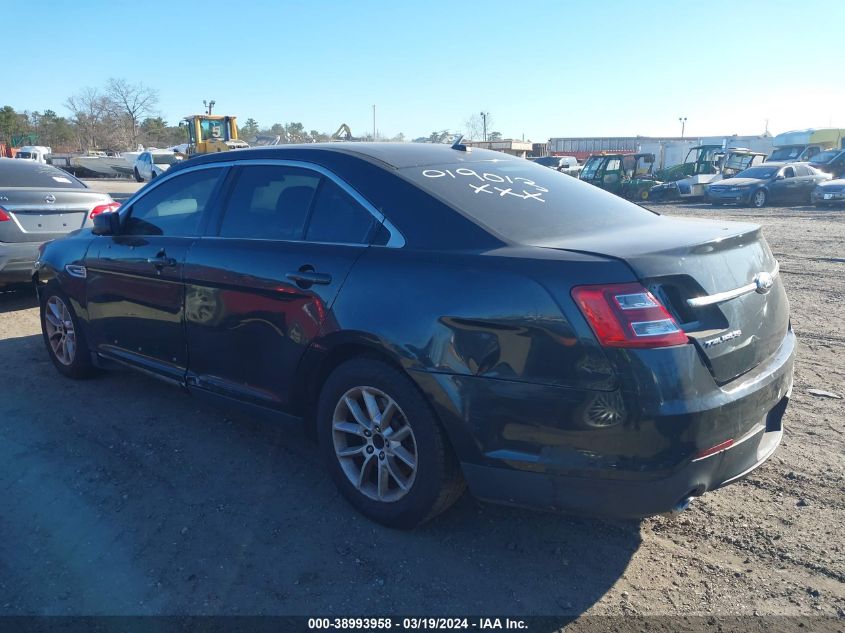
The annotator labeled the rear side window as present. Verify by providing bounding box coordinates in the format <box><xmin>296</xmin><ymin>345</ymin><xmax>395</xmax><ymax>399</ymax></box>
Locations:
<box><xmin>305</xmin><ymin>179</ymin><xmax>375</xmax><ymax>244</ymax></box>
<box><xmin>0</xmin><ymin>160</ymin><xmax>84</xmax><ymax>188</ymax></box>
<box><xmin>125</xmin><ymin>168</ymin><xmax>223</xmax><ymax>237</ymax></box>
<box><xmin>219</xmin><ymin>165</ymin><xmax>320</xmax><ymax>240</ymax></box>
<box><xmin>400</xmin><ymin>159</ymin><xmax>658</xmax><ymax>245</ymax></box>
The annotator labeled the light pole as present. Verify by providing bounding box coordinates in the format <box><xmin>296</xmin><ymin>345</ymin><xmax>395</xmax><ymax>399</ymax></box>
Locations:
<box><xmin>203</xmin><ymin>100</ymin><xmax>216</xmax><ymax>115</ymax></box>
<box><xmin>678</xmin><ymin>116</ymin><xmax>687</xmax><ymax>139</ymax></box>
<box><xmin>373</xmin><ymin>105</ymin><xmax>376</xmax><ymax>142</ymax></box>
<box><xmin>480</xmin><ymin>111</ymin><xmax>489</xmax><ymax>142</ymax></box>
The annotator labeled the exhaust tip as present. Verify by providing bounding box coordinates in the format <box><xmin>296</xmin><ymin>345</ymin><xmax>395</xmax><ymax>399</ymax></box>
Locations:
<box><xmin>661</xmin><ymin>496</ymin><xmax>693</xmax><ymax>518</ymax></box>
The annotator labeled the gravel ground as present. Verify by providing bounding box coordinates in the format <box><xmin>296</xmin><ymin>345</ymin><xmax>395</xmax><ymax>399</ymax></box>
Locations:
<box><xmin>0</xmin><ymin>183</ymin><xmax>842</xmax><ymax>624</ymax></box>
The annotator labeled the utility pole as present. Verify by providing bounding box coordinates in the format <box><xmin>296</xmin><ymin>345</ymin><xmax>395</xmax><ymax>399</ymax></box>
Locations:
<box><xmin>203</xmin><ymin>100</ymin><xmax>216</xmax><ymax>115</ymax></box>
<box><xmin>480</xmin><ymin>111</ymin><xmax>489</xmax><ymax>142</ymax></box>
<box><xmin>372</xmin><ymin>105</ymin><xmax>376</xmax><ymax>142</ymax></box>
<box><xmin>678</xmin><ymin>116</ymin><xmax>687</xmax><ymax>139</ymax></box>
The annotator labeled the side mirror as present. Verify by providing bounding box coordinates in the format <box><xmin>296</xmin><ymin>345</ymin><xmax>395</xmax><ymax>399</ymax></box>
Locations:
<box><xmin>92</xmin><ymin>211</ymin><xmax>121</xmax><ymax>235</ymax></box>
<box><xmin>776</xmin><ymin>174</ymin><xmax>785</xmax><ymax>180</ymax></box>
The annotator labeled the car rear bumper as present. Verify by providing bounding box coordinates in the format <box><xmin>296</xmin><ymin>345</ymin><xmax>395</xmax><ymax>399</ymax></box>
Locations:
<box><xmin>415</xmin><ymin>329</ymin><xmax>795</xmax><ymax>519</ymax></box>
<box><xmin>462</xmin><ymin>401</ymin><xmax>785</xmax><ymax>518</ymax></box>
<box><xmin>811</xmin><ymin>190</ymin><xmax>845</xmax><ymax>204</ymax></box>
<box><xmin>0</xmin><ymin>241</ymin><xmax>40</xmax><ymax>283</ymax></box>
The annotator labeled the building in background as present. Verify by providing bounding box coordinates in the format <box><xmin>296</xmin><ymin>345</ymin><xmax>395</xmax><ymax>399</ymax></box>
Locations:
<box><xmin>464</xmin><ymin>139</ymin><xmax>533</xmax><ymax>158</ymax></box>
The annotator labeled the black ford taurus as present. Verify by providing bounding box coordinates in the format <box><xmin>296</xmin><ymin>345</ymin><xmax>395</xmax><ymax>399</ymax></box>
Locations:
<box><xmin>34</xmin><ymin>143</ymin><xmax>794</xmax><ymax>528</ymax></box>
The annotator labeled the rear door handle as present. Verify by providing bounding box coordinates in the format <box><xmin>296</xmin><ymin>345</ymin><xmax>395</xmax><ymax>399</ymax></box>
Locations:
<box><xmin>286</xmin><ymin>271</ymin><xmax>332</xmax><ymax>286</ymax></box>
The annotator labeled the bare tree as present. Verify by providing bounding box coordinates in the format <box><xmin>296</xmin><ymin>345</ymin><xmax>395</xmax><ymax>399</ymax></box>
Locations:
<box><xmin>105</xmin><ymin>78</ymin><xmax>159</xmax><ymax>147</ymax></box>
<box><xmin>65</xmin><ymin>87</ymin><xmax>113</xmax><ymax>149</ymax></box>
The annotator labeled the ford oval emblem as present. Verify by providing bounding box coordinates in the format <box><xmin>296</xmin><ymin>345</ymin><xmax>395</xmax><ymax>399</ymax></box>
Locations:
<box><xmin>45</xmin><ymin>194</ymin><xmax>56</xmax><ymax>203</ymax></box>
<box><xmin>754</xmin><ymin>272</ymin><xmax>774</xmax><ymax>295</ymax></box>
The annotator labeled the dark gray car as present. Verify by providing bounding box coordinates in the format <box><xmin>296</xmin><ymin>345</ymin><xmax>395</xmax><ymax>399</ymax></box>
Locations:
<box><xmin>0</xmin><ymin>158</ymin><xmax>118</xmax><ymax>287</ymax></box>
<box><xmin>706</xmin><ymin>162</ymin><xmax>830</xmax><ymax>208</ymax></box>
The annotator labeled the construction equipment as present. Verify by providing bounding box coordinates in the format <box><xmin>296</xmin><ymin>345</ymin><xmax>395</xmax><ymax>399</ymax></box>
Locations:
<box><xmin>653</xmin><ymin>144</ymin><xmax>723</xmax><ymax>182</ymax></box>
<box><xmin>332</xmin><ymin>123</ymin><xmax>353</xmax><ymax>141</ymax></box>
<box><xmin>650</xmin><ymin>148</ymin><xmax>767</xmax><ymax>201</ymax></box>
<box><xmin>579</xmin><ymin>152</ymin><xmax>657</xmax><ymax>201</ymax></box>
<box><xmin>179</xmin><ymin>114</ymin><xmax>249</xmax><ymax>155</ymax></box>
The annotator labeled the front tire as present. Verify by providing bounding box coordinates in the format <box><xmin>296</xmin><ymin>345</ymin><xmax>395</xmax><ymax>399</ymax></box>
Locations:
<box><xmin>317</xmin><ymin>358</ymin><xmax>464</xmax><ymax>529</ymax></box>
<box><xmin>40</xmin><ymin>287</ymin><xmax>97</xmax><ymax>379</ymax></box>
<box><xmin>751</xmin><ymin>189</ymin><xmax>767</xmax><ymax>208</ymax></box>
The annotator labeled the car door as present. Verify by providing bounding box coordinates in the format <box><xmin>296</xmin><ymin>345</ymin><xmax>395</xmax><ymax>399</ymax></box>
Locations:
<box><xmin>183</xmin><ymin>161</ymin><xmax>383</xmax><ymax>412</ymax></box>
<box><xmin>793</xmin><ymin>164</ymin><xmax>817</xmax><ymax>202</ymax></box>
<box><xmin>598</xmin><ymin>157</ymin><xmax>622</xmax><ymax>194</ymax></box>
<box><xmin>137</xmin><ymin>153</ymin><xmax>148</xmax><ymax>180</ymax></box>
<box><xmin>769</xmin><ymin>166</ymin><xmax>797</xmax><ymax>203</ymax></box>
<box><xmin>83</xmin><ymin>166</ymin><xmax>227</xmax><ymax>382</ymax></box>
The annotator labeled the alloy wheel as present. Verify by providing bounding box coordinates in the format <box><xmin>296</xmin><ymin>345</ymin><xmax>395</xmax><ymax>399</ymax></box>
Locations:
<box><xmin>753</xmin><ymin>190</ymin><xmax>766</xmax><ymax>208</ymax></box>
<box><xmin>332</xmin><ymin>386</ymin><xmax>418</xmax><ymax>502</ymax></box>
<box><xmin>44</xmin><ymin>295</ymin><xmax>76</xmax><ymax>366</ymax></box>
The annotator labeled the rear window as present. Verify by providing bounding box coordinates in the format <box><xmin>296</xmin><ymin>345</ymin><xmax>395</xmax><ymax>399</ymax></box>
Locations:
<box><xmin>152</xmin><ymin>154</ymin><xmax>179</xmax><ymax>165</ymax></box>
<box><xmin>0</xmin><ymin>159</ymin><xmax>85</xmax><ymax>188</ymax></box>
<box><xmin>399</xmin><ymin>159</ymin><xmax>658</xmax><ymax>244</ymax></box>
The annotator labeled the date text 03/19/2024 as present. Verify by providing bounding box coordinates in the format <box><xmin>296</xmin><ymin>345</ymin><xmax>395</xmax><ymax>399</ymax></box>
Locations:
<box><xmin>307</xmin><ymin>617</ymin><xmax>528</xmax><ymax>630</ymax></box>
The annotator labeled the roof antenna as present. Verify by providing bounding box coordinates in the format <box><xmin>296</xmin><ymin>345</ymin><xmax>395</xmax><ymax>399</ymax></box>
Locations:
<box><xmin>451</xmin><ymin>134</ymin><xmax>471</xmax><ymax>152</ymax></box>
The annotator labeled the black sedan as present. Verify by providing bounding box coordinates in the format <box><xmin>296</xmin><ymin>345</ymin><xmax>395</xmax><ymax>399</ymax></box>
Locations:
<box><xmin>35</xmin><ymin>143</ymin><xmax>794</xmax><ymax>528</ymax></box>
<box><xmin>0</xmin><ymin>158</ymin><xmax>118</xmax><ymax>288</ymax></box>
<box><xmin>706</xmin><ymin>162</ymin><xmax>829</xmax><ymax>207</ymax></box>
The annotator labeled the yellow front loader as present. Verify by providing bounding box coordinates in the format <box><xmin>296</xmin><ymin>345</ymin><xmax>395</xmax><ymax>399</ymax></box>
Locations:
<box><xmin>180</xmin><ymin>115</ymin><xmax>249</xmax><ymax>155</ymax></box>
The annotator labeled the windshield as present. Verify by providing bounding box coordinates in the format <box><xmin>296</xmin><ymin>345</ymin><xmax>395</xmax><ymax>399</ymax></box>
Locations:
<box><xmin>152</xmin><ymin>154</ymin><xmax>178</xmax><ymax>165</ymax></box>
<box><xmin>770</xmin><ymin>146</ymin><xmax>803</xmax><ymax>161</ymax></box>
<box><xmin>400</xmin><ymin>159</ymin><xmax>658</xmax><ymax>245</ymax></box>
<box><xmin>734</xmin><ymin>166</ymin><xmax>778</xmax><ymax>180</ymax></box>
<box><xmin>811</xmin><ymin>149</ymin><xmax>841</xmax><ymax>164</ymax></box>
<box><xmin>200</xmin><ymin>119</ymin><xmax>227</xmax><ymax>141</ymax></box>
<box><xmin>15</xmin><ymin>152</ymin><xmax>35</xmax><ymax>159</ymax></box>
<box><xmin>579</xmin><ymin>156</ymin><xmax>602</xmax><ymax>180</ymax></box>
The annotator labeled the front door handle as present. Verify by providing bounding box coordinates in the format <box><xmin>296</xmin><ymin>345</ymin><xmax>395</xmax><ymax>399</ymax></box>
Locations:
<box><xmin>146</xmin><ymin>253</ymin><xmax>177</xmax><ymax>268</ymax></box>
<box><xmin>286</xmin><ymin>270</ymin><xmax>332</xmax><ymax>287</ymax></box>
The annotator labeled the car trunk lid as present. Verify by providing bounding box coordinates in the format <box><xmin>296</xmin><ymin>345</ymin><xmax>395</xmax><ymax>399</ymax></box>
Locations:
<box><xmin>0</xmin><ymin>188</ymin><xmax>111</xmax><ymax>243</ymax></box>
<box><xmin>540</xmin><ymin>217</ymin><xmax>789</xmax><ymax>384</ymax></box>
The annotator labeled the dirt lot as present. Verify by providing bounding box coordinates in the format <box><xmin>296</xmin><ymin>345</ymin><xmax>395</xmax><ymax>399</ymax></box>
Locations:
<box><xmin>0</xmin><ymin>182</ymin><xmax>842</xmax><ymax>624</ymax></box>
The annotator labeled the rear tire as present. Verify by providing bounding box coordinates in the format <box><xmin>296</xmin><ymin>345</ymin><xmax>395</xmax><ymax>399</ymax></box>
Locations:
<box><xmin>40</xmin><ymin>286</ymin><xmax>97</xmax><ymax>379</ymax></box>
<box><xmin>317</xmin><ymin>358</ymin><xmax>464</xmax><ymax>529</ymax></box>
<box><xmin>751</xmin><ymin>189</ymin><xmax>767</xmax><ymax>208</ymax></box>
<box><xmin>134</xmin><ymin>167</ymin><xmax>143</xmax><ymax>183</ymax></box>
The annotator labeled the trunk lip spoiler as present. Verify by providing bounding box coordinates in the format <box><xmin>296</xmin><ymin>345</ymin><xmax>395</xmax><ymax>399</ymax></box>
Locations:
<box><xmin>686</xmin><ymin>261</ymin><xmax>780</xmax><ymax>308</ymax></box>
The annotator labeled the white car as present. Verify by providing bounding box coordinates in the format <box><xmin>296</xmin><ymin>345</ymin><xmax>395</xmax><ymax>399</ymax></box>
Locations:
<box><xmin>133</xmin><ymin>151</ymin><xmax>181</xmax><ymax>182</ymax></box>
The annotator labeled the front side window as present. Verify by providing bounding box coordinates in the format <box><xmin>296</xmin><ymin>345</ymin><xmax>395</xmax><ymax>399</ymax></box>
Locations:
<box><xmin>219</xmin><ymin>165</ymin><xmax>320</xmax><ymax>240</ymax></box>
<box><xmin>124</xmin><ymin>168</ymin><xmax>223</xmax><ymax>237</ymax></box>
<box><xmin>305</xmin><ymin>178</ymin><xmax>375</xmax><ymax>244</ymax></box>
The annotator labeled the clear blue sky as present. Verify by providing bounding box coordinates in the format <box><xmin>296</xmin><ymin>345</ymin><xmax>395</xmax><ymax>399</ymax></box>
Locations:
<box><xmin>6</xmin><ymin>0</ymin><xmax>845</xmax><ymax>141</ymax></box>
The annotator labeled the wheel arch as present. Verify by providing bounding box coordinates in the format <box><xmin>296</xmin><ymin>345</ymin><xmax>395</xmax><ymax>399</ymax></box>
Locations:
<box><xmin>294</xmin><ymin>334</ymin><xmax>476</xmax><ymax>463</ymax></box>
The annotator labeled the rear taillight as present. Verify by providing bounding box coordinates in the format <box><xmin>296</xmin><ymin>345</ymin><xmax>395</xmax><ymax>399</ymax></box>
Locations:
<box><xmin>0</xmin><ymin>206</ymin><xmax>10</xmax><ymax>222</ymax></box>
<box><xmin>571</xmin><ymin>282</ymin><xmax>688</xmax><ymax>348</ymax></box>
<box><xmin>89</xmin><ymin>202</ymin><xmax>121</xmax><ymax>219</ymax></box>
